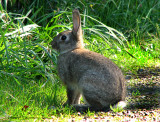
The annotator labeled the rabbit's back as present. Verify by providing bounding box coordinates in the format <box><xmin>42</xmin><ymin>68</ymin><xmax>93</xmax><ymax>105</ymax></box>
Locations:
<box><xmin>58</xmin><ymin>48</ymin><xmax>124</xmax><ymax>82</ymax></box>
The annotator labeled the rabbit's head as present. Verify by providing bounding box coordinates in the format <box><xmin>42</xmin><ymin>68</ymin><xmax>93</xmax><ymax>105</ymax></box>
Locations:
<box><xmin>51</xmin><ymin>9</ymin><xmax>84</xmax><ymax>54</ymax></box>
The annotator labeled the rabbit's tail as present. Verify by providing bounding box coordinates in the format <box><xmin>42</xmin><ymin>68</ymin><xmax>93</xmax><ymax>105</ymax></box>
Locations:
<box><xmin>113</xmin><ymin>101</ymin><xmax>127</xmax><ymax>109</ymax></box>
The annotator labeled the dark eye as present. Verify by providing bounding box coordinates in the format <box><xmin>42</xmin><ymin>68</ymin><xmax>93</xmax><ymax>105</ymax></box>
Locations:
<box><xmin>61</xmin><ymin>35</ymin><xmax>67</xmax><ymax>40</ymax></box>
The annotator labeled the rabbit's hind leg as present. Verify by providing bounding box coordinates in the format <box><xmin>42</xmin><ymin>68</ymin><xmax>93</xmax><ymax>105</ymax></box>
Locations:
<box><xmin>78</xmin><ymin>75</ymin><xmax>111</xmax><ymax>111</ymax></box>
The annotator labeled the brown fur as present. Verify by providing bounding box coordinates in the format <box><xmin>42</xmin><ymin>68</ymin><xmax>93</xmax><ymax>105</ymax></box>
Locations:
<box><xmin>51</xmin><ymin>9</ymin><xmax>126</xmax><ymax>112</ymax></box>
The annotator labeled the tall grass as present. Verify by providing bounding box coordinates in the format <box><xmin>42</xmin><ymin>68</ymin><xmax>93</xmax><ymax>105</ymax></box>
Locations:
<box><xmin>4</xmin><ymin>0</ymin><xmax>160</xmax><ymax>36</ymax></box>
<box><xmin>3</xmin><ymin>0</ymin><xmax>159</xmax><ymax>56</ymax></box>
<box><xmin>0</xmin><ymin>8</ymin><xmax>66</xmax><ymax>120</ymax></box>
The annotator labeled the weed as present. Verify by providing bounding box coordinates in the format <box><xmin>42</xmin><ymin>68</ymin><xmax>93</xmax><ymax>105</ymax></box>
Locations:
<box><xmin>132</xmin><ymin>89</ymin><xmax>141</xmax><ymax>97</ymax></box>
<box><xmin>110</xmin><ymin>104</ymin><xmax>124</xmax><ymax>113</ymax></box>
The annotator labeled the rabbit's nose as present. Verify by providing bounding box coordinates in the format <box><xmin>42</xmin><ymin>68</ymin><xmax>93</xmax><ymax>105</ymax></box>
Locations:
<box><xmin>51</xmin><ymin>40</ymin><xmax>58</xmax><ymax>49</ymax></box>
<box><xmin>50</xmin><ymin>40</ymin><xmax>54</xmax><ymax>45</ymax></box>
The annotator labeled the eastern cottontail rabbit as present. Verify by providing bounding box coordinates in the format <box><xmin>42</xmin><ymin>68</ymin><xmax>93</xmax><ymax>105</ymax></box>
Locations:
<box><xmin>51</xmin><ymin>9</ymin><xmax>126</xmax><ymax>112</ymax></box>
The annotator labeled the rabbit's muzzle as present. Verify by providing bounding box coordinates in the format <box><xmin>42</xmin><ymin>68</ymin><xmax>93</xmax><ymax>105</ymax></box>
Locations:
<box><xmin>51</xmin><ymin>39</ymin><xmax>58</xmax><ymax>50</ymax></box>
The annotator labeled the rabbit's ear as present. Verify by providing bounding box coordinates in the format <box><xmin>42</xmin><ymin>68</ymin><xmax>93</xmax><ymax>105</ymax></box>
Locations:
<box><xmin>72</xmin><ymin>9</ymin><xmax>82</xmax><ymax>40</ymax></box>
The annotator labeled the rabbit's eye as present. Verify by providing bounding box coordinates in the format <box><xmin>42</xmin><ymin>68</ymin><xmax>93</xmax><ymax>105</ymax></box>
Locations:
<box><xmin>61</xmin><ymin>35</ymin><xmax>67</xmax><ymax>40</ymax></box>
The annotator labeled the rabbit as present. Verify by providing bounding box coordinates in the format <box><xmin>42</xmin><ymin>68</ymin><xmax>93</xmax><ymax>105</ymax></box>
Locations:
<box><xmin>51</xmin><ymin>9</ymin><xmax>126</xmax><ymax>112</ymax></box>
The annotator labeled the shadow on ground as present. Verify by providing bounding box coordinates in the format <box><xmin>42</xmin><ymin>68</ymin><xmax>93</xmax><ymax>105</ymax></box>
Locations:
<box><xmin>126</xmin><ymin>67</ymin><xmax>160</xmax><ymax>110</ymax></box>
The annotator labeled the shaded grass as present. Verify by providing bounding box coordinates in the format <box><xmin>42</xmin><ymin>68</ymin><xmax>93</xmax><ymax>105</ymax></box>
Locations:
<box><xmin>4</xmin><ymin>0</ymin><xmax>160</xmax><ymax>40</ymax></box>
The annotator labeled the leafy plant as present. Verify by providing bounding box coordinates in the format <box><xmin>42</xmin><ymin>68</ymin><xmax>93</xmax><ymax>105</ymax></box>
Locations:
<box><xmin>132</xmin><ymin>89</ymin><xmax>141</xmax><ymax>97</ymax></box>
<box><xmin>110</xmin><ymin>104</ymin><xmax>124</xmax><ymax>113</ymax></box>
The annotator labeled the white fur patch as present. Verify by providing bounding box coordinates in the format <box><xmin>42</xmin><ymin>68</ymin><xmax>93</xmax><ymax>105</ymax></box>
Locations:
<box><xmin>113</xmin><ymin>101</ymin><xmax>127</xmax><ymax>109</ymax></box>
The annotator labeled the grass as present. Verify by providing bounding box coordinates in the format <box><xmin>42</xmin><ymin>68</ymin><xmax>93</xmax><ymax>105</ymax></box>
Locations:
<box><xmin>0</xmin><ymin>0</ymin><xmax>160</xmax><ymax>121</ymax></box>
<box><xmin>110</xmin><ymin>105</ymin><xmax>124</xmax><ymax>113</ymax></box>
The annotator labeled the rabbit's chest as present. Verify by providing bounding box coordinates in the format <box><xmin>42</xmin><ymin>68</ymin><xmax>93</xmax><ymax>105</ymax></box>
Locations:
<box><xmin>57</xmin><ymin>56</ymin><xmax>76</xmax><ymax>84</ymax></box>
